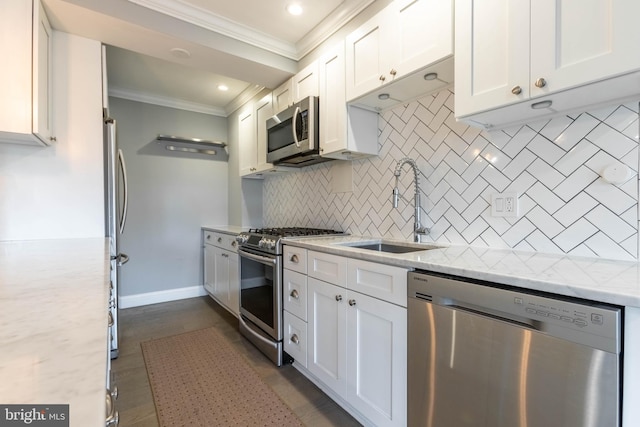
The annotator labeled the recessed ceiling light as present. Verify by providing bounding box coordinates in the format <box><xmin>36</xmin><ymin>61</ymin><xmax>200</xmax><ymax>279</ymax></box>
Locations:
<box><xmin>170</xmin><ymin>47</ymin><xmax>191</xmax><ymax>59</ymax></box>
<box><xmin>287</xmin><ymin>4</ymin><xmax>303</xmax><ymax>15</ymax></box>
<box><xmin>218</xmin><ymin>84</ymin><xmax>229</xmax><ymax>91</ymax></box>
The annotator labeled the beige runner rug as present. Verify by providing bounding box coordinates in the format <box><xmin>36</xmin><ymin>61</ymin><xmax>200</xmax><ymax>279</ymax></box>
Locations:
<box><xmin>141</xmin><ymin>327</ymin><xmax>303</xmax><ymax>426</ymax></box>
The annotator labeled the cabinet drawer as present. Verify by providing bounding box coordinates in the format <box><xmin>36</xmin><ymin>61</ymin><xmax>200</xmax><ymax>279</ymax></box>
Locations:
<box><xmin>347</xmin><ymin>259</ymin><xmax>408</xmax><ymax>307</ymax></box>
<box><xmin>283</xmin><ymin>269</ymin><xmax>307</xmax><ymax>321</ymax></box>
<box><xmin>308</xmin><ymin>250</ymin><xmax>347</xmax><ymax>287</ymax></box>
<box><xmin>283</xmin><ymin>245</ymin><xmax>307</xmax><ymax>274</ymax></box>
<box><xmin>203</xmin><ymin>230</ymin><xmax>238</xmax><ymax>252</ymax></box>
<box><xmin>283</xmin><ymin>311</ymin><xmax>307</xmax><ymax>368</ymax></box>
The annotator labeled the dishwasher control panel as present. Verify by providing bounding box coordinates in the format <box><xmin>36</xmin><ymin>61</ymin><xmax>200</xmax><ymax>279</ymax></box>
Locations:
<box><xmin>515</xmin><ymin>296</ymin><xmax>604</xmax><ymax>328</ymax></box>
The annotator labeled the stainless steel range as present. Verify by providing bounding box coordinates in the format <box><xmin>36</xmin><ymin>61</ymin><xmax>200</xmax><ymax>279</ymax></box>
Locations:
<box><xmin>236</xmin><ymin>227</ymin><xmax>344</xmax><ymax>366</ymax></box>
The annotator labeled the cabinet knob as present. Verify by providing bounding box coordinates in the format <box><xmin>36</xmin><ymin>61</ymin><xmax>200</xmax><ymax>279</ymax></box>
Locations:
<box><xmin>49</xmin><ymin>136</ymin><xmax>57</xmax><ymax>142</ymax></box>
<box><xmin>335</xmin><ymin>295</ymin><xmax>343</xmax><ymax>302</ymax></box>
<box><xmin>534</xmin><ymin>78</ymin><xmax>547</xmax><ymax>88</ymax></box>
<box><xmin>217</xmin><ymin>237</ymin><xmax>222</xmax><ymax>243</ymax></box>
<box><xmin>290</xmin><ymin>289</ymin><xmax>299</xmax><ymax>299</ymax></box>
<box><xmin>348</xmin><ymin>299</ymin><xmax>356</xmax><ymax>306</ymax></box>
<box><xmin>290</xmin><ymin>334</ymin><xmax>299</xmax><ymax>345</ymax></box>
<box><xmin>290</xmin><ymin>254</ymin><xmax>299</xmax><ymax>263</ymax></box>
<box><xmin>379</xmin><ymin>75</ymin><xmax>386</xmax><ymax>82</ymax></box>
<box><xmin>231</xmin><ymin>241</ymin><xmax>237</xmax><ymax>247</ymax></box>
<box><xmin>511</xmin><ymin>85</ymin><xmax>522</xmax><ymax>95</ymax></box>
<box><xmin>389</xmin><ymin>69</ymin><xmax>397</xmax><ymax>76</ymax></box>
<box><xmin>206</xmin><ymin>235</ymin><xmax>211</xmax><ymax>240</ymax></box>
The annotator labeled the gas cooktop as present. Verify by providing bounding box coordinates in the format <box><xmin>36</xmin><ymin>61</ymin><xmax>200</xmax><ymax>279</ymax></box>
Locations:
<box><xmin>237</xmin><ymin>227</ymin><xmax>345</xmax><ymax>254</ymax></box>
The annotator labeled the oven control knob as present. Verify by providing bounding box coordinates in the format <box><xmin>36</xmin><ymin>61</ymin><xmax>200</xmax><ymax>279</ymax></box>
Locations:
<box><xmin>266</xmin><ymin>239</ymin><xmax>276</xmax><ymax>249</ymax></box>
<box><xmin>236</xmin><ymin>234</ymin><xmax>248</xmax><ymax>244</ymax></box>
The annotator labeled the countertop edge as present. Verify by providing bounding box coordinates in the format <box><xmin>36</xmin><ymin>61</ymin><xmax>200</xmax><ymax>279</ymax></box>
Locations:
<box><xmin>281</xmin><ymin>236</ymin><xmax>640</xmax><ymax>308</ymax></box>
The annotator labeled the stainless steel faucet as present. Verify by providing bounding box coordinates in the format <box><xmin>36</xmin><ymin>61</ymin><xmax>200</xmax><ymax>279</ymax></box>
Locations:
<box><xmin>392</xmin><ymin>157</ymin><xmax>429</xmax><ymax>242</ymax></box>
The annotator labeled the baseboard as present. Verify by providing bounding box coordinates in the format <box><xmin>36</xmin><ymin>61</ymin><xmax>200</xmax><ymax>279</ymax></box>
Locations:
<box><xmin>119</xmin><ymin>285</ymin><xmax>207</xmax><ymax>309</ymax></box>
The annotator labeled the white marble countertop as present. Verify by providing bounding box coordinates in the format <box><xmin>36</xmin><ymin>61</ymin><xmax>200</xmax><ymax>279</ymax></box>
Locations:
<box><xmin>202</xmin><ymin>225</ymin><xmax>248</xmax><ymax>235</ymax></box>
<box><xmin>0</xmin><ymin>238</ymin><xmax>110</xmax><ymax>426</ymax></box>
<box><xmin>282</xmin><ymin>235</ymin><xmax>640</xmax><ymax>308</ymax></box>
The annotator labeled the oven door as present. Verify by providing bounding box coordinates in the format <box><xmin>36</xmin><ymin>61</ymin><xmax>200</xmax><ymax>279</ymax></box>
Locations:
<box><xmin>238</xmin><ymin>247</ymin><xmax>282</xmax><ymax>341</ymax></box>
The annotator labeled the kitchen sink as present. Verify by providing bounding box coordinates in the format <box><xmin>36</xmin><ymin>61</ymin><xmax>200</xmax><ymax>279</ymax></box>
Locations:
<box><xmin>337</xmin><ymin>241</ymin><xmax>440</xmax><ymax>254</ymax></box>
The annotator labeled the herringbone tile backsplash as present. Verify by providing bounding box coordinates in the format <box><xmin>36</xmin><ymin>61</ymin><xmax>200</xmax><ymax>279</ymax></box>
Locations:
<box><xmin>264</xmin><ymin>88</ymin><xmax>640</xmax><ymax>261</ymax></box>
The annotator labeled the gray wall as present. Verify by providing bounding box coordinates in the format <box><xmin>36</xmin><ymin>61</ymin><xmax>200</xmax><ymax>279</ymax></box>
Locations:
<box><xmin>110</xmin><ymin>97</ymin><xmax>228</xmax><ymax>298</ymax></box>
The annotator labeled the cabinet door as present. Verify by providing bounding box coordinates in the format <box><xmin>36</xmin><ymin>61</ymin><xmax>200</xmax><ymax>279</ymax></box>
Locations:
<box><xmin>254</xmin><ymin>93</ymin><xmax>273</xmax><ymax>172</ymax></box>
<box><xmin>238</xmin><ymin>107</ymin><xmax>256</xmax><ymax>176</ymax></box>
<box><xmin>214</xmin><ymin>247</ymin><xmax>230</xmax><ymax>306</ymax></box>
<box><xmin>228</xmin><ymin>251</ymin><xmax>239</xmax><ymax>317</ymax></box>
<box><xmin>345</xmin><ymin>11</ymin><xmax>389</xmax><ymax>101</ymax></box>
<box><xmin>319</xmin><ymin>44</ymin><xmax>347</xmax><ymax>157</ymax></box>
<box><xmin>33</xmin><ymin>0</ymin><xmax>53</xmax><ymax>144</ymax></box>
<box><xmin>272</xmin><ymin>79</ymin><xmax>292</xmax><ymax>114</ymax></box>
<box><xmin>391</xmin><ymin>0</ymin><xmax>453</xmax><ymax>79</ymax></box>
<box><xmin>346</xmin><ymin>291</ymin><xmax>407</xmax><ymax>427</ymax></box>
<box><xmin>454</xmin><ymin>0</ymin><xmax>530</xmax><ymax>118</ymax></box>
<box><xmin>293</xmin><ymin>61</ymin><xmax>319</xmax><ymax>102</ymax></box>
<box><xmin>308</xmin><ymin>277</ymin><xmax>347</xmax><ymax>398</ymax></box>
<box><xmin>203</xmin><ymin>243</ymin><xmax>216</xmax><ymax>295</ymax></box>
<box><xmin>530</xmin><ymin>0</ymin><xmax>640</xmax><ymax>98</ymax></box>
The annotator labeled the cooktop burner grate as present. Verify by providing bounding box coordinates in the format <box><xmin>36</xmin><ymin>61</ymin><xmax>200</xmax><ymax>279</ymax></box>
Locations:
<box><xmin>248</xmin><ymin>227</ymin><xmax>344</xmax><ymax>237</ymax></box>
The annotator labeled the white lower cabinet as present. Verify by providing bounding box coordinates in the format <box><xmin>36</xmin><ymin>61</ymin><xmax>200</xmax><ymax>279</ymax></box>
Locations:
<box><xmin>289</xmin><ymin>246</ymin><xmax>408</xmax><ymax>427</ymax></box>
<box><xmin>308</xmin><ymin>277</ymin><xmax>348</xmax><ymax>397</ymax></box>
<box><xmin>203</xmin><ymin>230</ymin><xmax>239</xmax><ymax>317</ymax></box>
<box><xmin>345</xmin><ymin>289</ymin><xmax>406</xmax><ymax>427</ymax></box>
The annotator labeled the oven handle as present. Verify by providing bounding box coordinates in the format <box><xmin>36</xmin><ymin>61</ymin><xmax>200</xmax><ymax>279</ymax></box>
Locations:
<box><xmin>239</xmin><ymin>316</ymin><xmax>279</xmax><ymax>349</ymax></box>
<box><xmin>238</xmin><ymin>249</ymin><xmax>277</xmax><ymax>265</ymax></box>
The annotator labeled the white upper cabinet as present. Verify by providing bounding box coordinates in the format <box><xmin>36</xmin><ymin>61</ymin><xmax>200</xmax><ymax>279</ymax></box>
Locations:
<box><xmin>254</xmin><ymin>93</ymin><xmax>274</xmax><ymax>173</ymax></box>
<box><xmin>238</xmin><ymin>106</ymin><xmax>257</xmax><ymax>177</ymax></box>
<box><xmin>345</xmin><ymin>0</ymin><xmax>454</xmax><ymax>110</ymax></box>
<box><xmin>272</xmin><ymin>80</ymin><xmax>293</xmax><ymax>115</ymax></box>
<box><xmin>455</xmin><ymin>0</ymin><xmax>640</xmax><ymax>128</ymax></box>
<box><xmin>292</xmin><ymin>61</ymin><xmax>319</xmax><ymax>103</ymax></box>
<box><xmin>239</xmin><ymin>94</ymin><xmax>293</xmax><ymax>178</ymax></box>
<box><xmin>318</xmin><ymin>42</ymin><xmax>378</xmax><ymax>160</ymax></box>
<box><xmin>0</xmin><ymin>0</ymin><xmax>54</xmax><ymax>146</ymax></box>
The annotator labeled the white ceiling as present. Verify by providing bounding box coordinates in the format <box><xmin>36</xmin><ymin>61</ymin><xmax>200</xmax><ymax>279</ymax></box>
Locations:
<box><xmin>42</xmin><ymin>0</ymin><xmax>376</xmax><ymax>116</ymax></box>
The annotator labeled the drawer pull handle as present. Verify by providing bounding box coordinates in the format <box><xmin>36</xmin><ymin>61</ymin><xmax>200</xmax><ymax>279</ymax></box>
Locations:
<box><xmin>379</xmin><ymin>75</ymin><xmax>386</xmax><ymax>82</ymax></box>
<box><xmin>290</xmin><ymin>289</ymin><xmax>299</xmax><ymax>299</ymax></box>
<box><xmin>336</xmin><ymin>295</ymin><xmax>343</xmax><ymax>302</ymax></box>
<box><xmin>290</xmin><ymin>254</ymin><xmax>299</xmax><ymax>263</ymax></box>
<box><xmin>291</xmin><ymin>334</ymin><xmax>299</xmax><ymax>345</ymax></box>
<box><xmin>511</xmin><ymin>85</ymin><xmax>522</xmax><ymax>95</ymax></box>
<box><xmin>348</xmin><ymin>299</ymin><xmax>356</xmax><ymax>306</ymax></box>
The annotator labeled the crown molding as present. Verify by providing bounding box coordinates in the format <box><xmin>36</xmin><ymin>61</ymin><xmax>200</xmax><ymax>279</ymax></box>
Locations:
<box><xmin>127</xmin><ymin>0</ymin><xmax>376</xmax><ymax>61</ymax></box>
<box><xmin>127</xmin><ymin>0</ymin><xmax>298</xmax><ymax>59</ymax></box>
<box><xmin>296</xmin><ymin>0</ymin><xmax>375</xmax><ymax>59</ymax></box>
<box><xmin>224</xmin><ymin>84</ymin><xmax>265</xmax><ymax>115</ymax></box>
<box><xmin>109</xmin><ymin>86</ymin><xmax>228</xmax><ymax>116</ymax></box>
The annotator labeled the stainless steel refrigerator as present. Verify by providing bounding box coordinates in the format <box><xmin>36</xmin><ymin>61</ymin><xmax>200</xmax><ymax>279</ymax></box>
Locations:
<box><xmin>104</xmin><ymin>109</ymin><xmax>129</xmax><ymax>359</ymax></box>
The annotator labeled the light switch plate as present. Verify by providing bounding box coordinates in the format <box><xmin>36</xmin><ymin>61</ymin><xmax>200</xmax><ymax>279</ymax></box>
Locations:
<box><xmin>491</xmin><ymin>192</ymin><xmax>519</xmax><ymax>217</ymax></box>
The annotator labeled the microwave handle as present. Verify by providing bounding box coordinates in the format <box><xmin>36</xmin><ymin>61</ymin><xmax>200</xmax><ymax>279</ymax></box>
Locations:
<box><xmin>292</xmin><ymin>106</ymin><xmax>301</xmax><ymax>147</ymax></box>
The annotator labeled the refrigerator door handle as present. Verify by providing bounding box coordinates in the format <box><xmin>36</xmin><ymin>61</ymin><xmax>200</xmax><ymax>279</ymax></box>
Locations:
<box><xmin>118</xmin><ymin>148</ymin><xmax>128</xmax><ymax>234</ymax></box>
<box><xmin>116</xmin><ymin>253</ymin><xmax>129</xmax><ymax>267</ymax></box>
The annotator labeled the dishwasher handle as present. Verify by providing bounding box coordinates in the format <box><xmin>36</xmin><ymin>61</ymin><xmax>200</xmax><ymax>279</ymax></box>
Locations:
<box><xmin>442</xmin><ymin>302</ymin><xmax>539</xmax><ymax>331</ymax></box>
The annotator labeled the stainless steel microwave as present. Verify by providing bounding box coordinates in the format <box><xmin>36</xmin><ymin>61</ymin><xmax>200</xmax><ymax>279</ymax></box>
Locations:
<box><xmin>266</xmin><ymin>96</ymin><xmax>328</xmax><ymax>167</ymax></box>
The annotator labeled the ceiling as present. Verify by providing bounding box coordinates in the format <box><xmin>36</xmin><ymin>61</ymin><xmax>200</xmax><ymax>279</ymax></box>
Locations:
<box><xmin>42</xmin><ymin>0</ymin><xmax>376</xmax><ymax>116</ymax></box>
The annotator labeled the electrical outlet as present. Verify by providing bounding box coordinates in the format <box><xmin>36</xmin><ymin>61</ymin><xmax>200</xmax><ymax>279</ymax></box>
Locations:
<box><xmin>491</xmin><ymin>192</ymin><xmax>519</xmax><ymax>217</ymax></box>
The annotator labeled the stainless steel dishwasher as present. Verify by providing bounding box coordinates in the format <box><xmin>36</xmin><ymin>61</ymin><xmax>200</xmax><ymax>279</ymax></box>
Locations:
<box><xmin>408</xmin><ymin>270</ymin><xmax>623</xmax><ymax>427</ymax></box>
